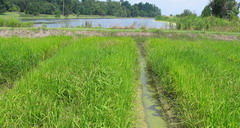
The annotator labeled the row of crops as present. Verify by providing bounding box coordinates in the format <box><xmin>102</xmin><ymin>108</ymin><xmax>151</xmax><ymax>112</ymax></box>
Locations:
<box><xmin>0</xmin><ymin>37</ymin><xmax>137</xmax><ymax>127</ymax></box>
<box><xmin>0</xmin><ymin>36</ymin><xmax>239</xmax><ymax>127</ymax></box>
<box><xmin>146</xmin><ymin>39</ymin><xmax>240</xmax><ymax>127</ymax></box>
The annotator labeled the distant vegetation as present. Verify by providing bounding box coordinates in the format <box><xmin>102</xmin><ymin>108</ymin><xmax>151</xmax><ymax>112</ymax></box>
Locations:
<box><xmin>206</xmin><ymin>0</ymin><xmax>239</xmax><ymax>20</ymax></box>
<box><xmin>156</xmin><ymin>15</ymin><xmax>240</xmax><ymax>32</ymax></box>
<box><xmin>0</xmin><ymin>0</ymin><xmax>161</xmax><ymax>17</ymax></box>
<box><xmin>156</xmin><ymin>0</ymin><xmax>240</xmax><ymax>32</ymax></box>
<box><xmin>0</xmin><ymin>18</ymin><xmax>32</xmax><ymax>27</ymax></box>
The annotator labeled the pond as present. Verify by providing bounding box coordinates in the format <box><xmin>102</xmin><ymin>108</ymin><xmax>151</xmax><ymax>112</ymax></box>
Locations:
<box><xmin>23</xmin><ymin>18</ymin><xmax>173</xmax><ymax>29</ymax></box>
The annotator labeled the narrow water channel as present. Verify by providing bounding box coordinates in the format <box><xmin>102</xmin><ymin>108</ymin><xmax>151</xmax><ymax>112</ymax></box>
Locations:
<box><xmin>138</xmin><ymin>42</ymin><xmax>167</xmax><ymax>128</ymax></box>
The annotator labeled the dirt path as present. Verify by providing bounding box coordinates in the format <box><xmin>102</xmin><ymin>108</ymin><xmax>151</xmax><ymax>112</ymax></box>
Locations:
<box><xmin>0</xmin><ymin>29</ymin><xmax>238</xmax><ymax>41</ymax></box>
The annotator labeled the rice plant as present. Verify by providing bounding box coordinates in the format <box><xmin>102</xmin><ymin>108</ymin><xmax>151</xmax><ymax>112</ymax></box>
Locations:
<box><xmin>0</xmin><ymin>37</ymin><xmax>138</xmax><ymax>127</ymax></box>
<box><xmin>146</xmin><ymin>38</ymin><xmax>240</xmax><ymax>127</ymax></box>
<box><xmin>0</xmin><ymin>36</ymin><xmax>71</xmax><ymax>87</ymax></box>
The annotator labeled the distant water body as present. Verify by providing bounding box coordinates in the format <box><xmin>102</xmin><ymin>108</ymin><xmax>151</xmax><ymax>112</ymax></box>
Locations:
<box><xmin>23</xmin><ymin>18</ymin><xmax>173</xmax><ymax>29</ymax></box>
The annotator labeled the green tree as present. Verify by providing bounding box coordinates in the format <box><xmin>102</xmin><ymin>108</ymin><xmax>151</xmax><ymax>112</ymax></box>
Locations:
<box><xmin>72</xmin><ymin>0</ymin><xmax>81</xmax><ymax>15</ymax></box>
<box><xmin>81</xmin><ymin>0</ymin><xmax>95</xmax><ymax>15</ymax></box>
<box><xmin>179</xmin><ymin>9</ymin><xmax>196</xmax><ymax>17</ymax></box>
<box><xmin>93</xmin><ymin>1</ymin><xmax>107</xmax><ymax>16</ymax></box>
<box><xmin>120</xmin><ymin>0</ymin><xmax>131</xmax><ymax>16</ymax></box>
<box><xmin>130</xmin><ymin>5</ymin><xmax>140</xmax><ymax>17</ymax></box>
<box><xmin>134</xmin><ymin>2</ymin><xmax>161</xmax><ymax>17</ymax></box>
<box><xmin>210</xmin><ymin>0</ymin><xmax>239</xmax><ymax>19</ymax></box>
<box><xmin>54</xmin><ymin>8</ymin><xmax>61</xmax><ymax>18</ymax></box>
<box><xmin>201</xmin><ymin>5</ymin><xmax>212</xmax><ymax>17</ymax></box>
<box><xmin>3</xmin><ymin>0</ymin><xmax>162</xmax><ymax>18</ymax></box>
<box><xmin>0</xmin><ymin>0</ymin><xmax>8</xmax><ymax>14</ymax></box>
<box><xmin>26</xmin><ymin>2</ymin><xmax>40</xmax><ymax>15</ymax></box>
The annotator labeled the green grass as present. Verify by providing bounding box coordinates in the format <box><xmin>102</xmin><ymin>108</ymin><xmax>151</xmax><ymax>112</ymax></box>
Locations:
<box><xmin>0</xmin><ymin>12</ymin><xmax>21</xmax><ymax>19</ymax></box>
<box><xmin>1</xmin><ymin>35</ymin><xmax>239</xmax><ymax>127</ymax></box>
<box><xmin>0</xmin><ymin>37</ymin><xmax>138</xmax><ymax>127</ymax></box>
<box><xmin>0</xmin><ymin>36</ymin><xmax>71</xmax><ymax>87</ymax></box>
<box><xmin>0</xmin><ymin>18</ymin><xmax>32</xmax><ymax>27</ymax></box>
<box><xmin>146</xmin><ymin>38</ymin><xmax>240</xmax><ymax>127</ymax></box>
<box><xmin>156</xmin><ymin>16</ymin><xmax>240</xmax><ymax>32</ymax></box>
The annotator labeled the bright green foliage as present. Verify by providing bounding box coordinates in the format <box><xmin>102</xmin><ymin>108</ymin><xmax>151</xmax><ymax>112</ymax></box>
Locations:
<box><xmin>146</xmin><ymin>38</ymin><xmax>240</xmax><ymax>127</ymax></box>
<box><xmin>0</xmin><ymin>36</ymin><xmax>71</xmax><ymax>86</ymax></box>
<box><xmin>0</xmin><ymin>37</ymin><xmax>138</xmax><ymax>127</ymax></box>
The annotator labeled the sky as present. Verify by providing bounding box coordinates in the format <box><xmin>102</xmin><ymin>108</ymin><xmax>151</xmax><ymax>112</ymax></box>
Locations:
<box><xmin>104</xmin><ymin>0</ymin><xmax>240</xmax><ymax>16</ymax></box>
<box><xmin>127</xmin><ymin>0</ymin><xmax>209</xmax><ymax>15</ymax></box>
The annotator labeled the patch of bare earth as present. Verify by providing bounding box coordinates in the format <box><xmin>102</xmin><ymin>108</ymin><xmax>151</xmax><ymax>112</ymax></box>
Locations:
<box><xmin>0</xmin><ymin>30</ymin><xmax>104</xmax><ymax>38</ymax></box>
<box><xmin>115</xmin><ymin>32</ymin><xmax>153</xmax><ymax>37</ymax></box>
<box><xmin>209</xmin><ymin>34</ymin><xmax>238</xmax><ymax>41</ymax></box>
<box><xmin>0</xmin><ymin>30</ymin><xmax>239</xmax><ymax>41</ymax></box>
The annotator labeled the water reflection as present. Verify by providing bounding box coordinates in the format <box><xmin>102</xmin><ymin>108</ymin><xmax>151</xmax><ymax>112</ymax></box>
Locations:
<box><xmin>23</xmin><ymin>18</ymin><xmax>173</xmax><ymax>29</ymax></box>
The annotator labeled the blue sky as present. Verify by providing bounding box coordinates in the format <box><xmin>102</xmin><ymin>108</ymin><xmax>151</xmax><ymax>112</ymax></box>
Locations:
<box><xmin>105</xmin><ymin>0</ymin><xmax>240</xmax><ymax>16</ymax></box>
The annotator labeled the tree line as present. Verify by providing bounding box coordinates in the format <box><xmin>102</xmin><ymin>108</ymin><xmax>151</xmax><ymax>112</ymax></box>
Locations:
<box><xmin>0</xmin><ymin>0</ymin><xmax>161</xmax><ymax>17</ymax></box>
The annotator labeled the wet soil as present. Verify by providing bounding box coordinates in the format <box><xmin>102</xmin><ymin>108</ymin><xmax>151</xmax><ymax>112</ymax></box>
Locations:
<box><xmin>137</xmin><ymin>39</ymin><xmax>167</xmax><ymax>128</ymax></box>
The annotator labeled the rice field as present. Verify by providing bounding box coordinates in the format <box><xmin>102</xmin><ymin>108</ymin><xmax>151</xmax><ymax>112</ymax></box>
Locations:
<box><xmin>0</xmin><ymin>37</ymin><xmax>138</xmax><ymax>127</ymax></box>
<box><xmin>0</xmin><ymin>36</ymin><xmax>71</xmax><ymax>87</ymax></box>
<box><xmin>146</xmin><ymin>38</ymin><xmax>240</xmax><ymax>127</ymax></box>
<box><xmin>0</xmin><ymin>36</ymin><xmax>239</xmax><ymax>127</ymax></box>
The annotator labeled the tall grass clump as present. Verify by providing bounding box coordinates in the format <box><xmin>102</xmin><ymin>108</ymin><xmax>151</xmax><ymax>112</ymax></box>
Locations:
<box><xmin>0</xmin><ymin>18</ymin><xmax>32</xmax><ymax>27</ymax></box>
<box><xmin>156</xmin><ymin>16</ymin><xmax>240</xmax><ymax>32</ymax></box>
<box><xmin>176</xmin><ymin>16</ymin><xmax>240</xmax><ymax>32</ymax></box>
<box><xmin>146</xmin><ymin>38</ymin><xmax>240</xmax><ymax>127</ymax></box>
<box><xmin>0</xmin><ymin>37</ymin><xmax>138</xmax><ymax>127</ymax></box>
<box><xmin>0</xmin><ymin>36</ymin><xmax>71</xmax><ymax>87</ymax></box>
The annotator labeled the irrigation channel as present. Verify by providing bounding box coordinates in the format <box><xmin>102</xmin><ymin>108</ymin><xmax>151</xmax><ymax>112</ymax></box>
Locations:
<box><xmin>137</xmin><ymin>40</ymin><xmax>168</xmax><ymax>128</ymax></box>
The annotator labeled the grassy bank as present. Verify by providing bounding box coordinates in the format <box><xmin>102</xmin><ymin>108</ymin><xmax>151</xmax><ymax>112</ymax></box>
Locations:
<box><xmin>0</xmin><ymin>18</ymin><xmax>32</xmax><ymax>27</ymax></box>
<box><xmin>0</xmin><ymin>37</ymin><xmax>138</xmax><ymax>127</ymax></box>
<box><xmin>146</xmin><ymin>38</ymin><xmax>240</xmax><ymax>127</ymax></box>
<box><xmin>156</xmin><ymin>16</ymin><xmax>240</xmax><ymax>32</ymax></box>
<box><xmin>0</xmin><ymin>36</ymin><xmax>71</xmax><ymax>87</ymax></box>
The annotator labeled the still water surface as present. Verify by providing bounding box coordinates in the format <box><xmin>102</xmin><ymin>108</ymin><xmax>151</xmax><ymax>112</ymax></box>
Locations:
<box><xmin>23</xmin><ymin>18</ymin><xmax>171</xmax><ymax>29</ymax></box>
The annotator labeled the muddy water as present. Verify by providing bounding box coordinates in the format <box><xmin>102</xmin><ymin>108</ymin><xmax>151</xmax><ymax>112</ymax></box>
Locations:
<box><xmin>139</xmin><ymin>42</ymin><xmax>167</xmax><ymax>128</ymax></box>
